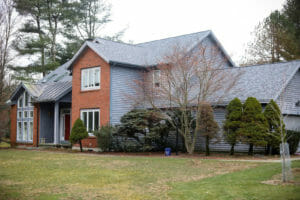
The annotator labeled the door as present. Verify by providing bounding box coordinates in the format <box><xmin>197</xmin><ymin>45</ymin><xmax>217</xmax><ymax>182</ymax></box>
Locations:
<box><xmin>64</xmin><ymin>114</ymin><xmax>70</xmax><ymax>140</ymax></box>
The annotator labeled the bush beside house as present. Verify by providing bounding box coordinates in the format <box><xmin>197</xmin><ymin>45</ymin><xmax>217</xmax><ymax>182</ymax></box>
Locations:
<box><xmin>70</xmin><ymin>118</ymin><xmax>88</xmax><ymax>152</ymax></box>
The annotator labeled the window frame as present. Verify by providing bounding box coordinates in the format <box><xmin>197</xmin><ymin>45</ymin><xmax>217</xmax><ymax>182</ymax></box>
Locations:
<box><xmin>80</xmin><ymin>109</ymin><xmax>100</xmax><ymax>136</ymax></box>
<box><xmin>153</xmin><ymin>69</ymin><xmax>161</xmax><ymax>88</ymax></box>
<box><xmin>16</xmin><ymin>91</ymin><xmax>34</xmax><ymax>143</ymax></box>
<box><xmin>81</xmin><ymin>67</ymin><xmax>101</xmax><ymax>91</ymax></box>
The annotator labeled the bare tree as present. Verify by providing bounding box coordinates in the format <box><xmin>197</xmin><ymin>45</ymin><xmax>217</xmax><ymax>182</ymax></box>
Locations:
<box><xmin>0</xmin><ymin>0</ymin><xmax>18</xmax><ymax>139</ymax></box>
<box><xmin>0</xmin><ymin>0</ymin><xmax>17</xmax><ymax>98</ymax></box>
<box><xmin>132</xmin><ymin>43</ymin><xmax>241</xmax><ymax>154</ymax></box>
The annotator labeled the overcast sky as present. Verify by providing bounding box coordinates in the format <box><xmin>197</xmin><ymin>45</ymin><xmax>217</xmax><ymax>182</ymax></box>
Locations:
<box><xmin>103</xmin><ymin>0</ymin><xmax>286</xmax><ymax>64</ymax></box>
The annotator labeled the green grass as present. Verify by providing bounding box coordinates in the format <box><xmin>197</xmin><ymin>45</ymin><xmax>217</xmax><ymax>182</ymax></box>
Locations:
<box><xmin>0</xmin><ymin>149</ymin><xmax>299</xmax><ymax>200</ymax></box>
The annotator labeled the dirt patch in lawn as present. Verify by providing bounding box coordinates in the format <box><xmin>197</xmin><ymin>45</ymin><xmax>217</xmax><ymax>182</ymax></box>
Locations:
<box><xmin>262</xmin><ymin>168</ymin><xmax>300</xmax><ymax>185</ymax></box>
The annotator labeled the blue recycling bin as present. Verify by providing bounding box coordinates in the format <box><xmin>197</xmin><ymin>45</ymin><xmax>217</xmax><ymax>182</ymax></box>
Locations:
<box><xmin>165</xmin><ymin>148</ymin><xmax>171</xmax><ymax>156</ymax></box>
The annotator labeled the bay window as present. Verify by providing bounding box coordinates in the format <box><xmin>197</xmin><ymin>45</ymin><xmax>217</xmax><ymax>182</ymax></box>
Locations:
<box><xmin>80</xmin><ymin>109</ymin><xmax>100</xmax><ymax>136</ymax></box>
<box><xmin>81</xmin><ymin>67</ymin><xmax>100</xmax><ymax>91</ymax></box>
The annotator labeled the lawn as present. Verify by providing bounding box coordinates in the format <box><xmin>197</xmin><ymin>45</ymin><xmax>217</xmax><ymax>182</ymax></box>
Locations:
<box><xmin>0</xmin><ymin>149</ymin><xmax>299</xmax><ymax>200</ymax></box>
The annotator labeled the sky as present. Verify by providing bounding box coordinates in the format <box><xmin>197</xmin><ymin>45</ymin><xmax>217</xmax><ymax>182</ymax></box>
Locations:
<box><xmin>103</xmin><ymin>0</ymin><xmax>286</xmax><ymax>64</ymax></box>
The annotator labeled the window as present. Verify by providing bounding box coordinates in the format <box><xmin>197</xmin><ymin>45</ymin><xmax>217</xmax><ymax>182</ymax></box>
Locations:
<box><xmin>80</xmin><ymin>109</ymin><xmax>100</xmax><ymax>136</ymax></box>
<box><xmin>30</xmin><ymin>111</ymin><xmax>34</xmax><ymax>118</ymax></box>
<box><xmin>81</xmin><ymin>67</ymin><xmax>100</xmax><ymax>91</ymax></box>
<box><xmin>18</xmin><ymin>111</ymin><xmax>22</xmax><ymax>118</ymax></box>
<box><xmin>153</xmin><ymin>70</ymin><xmax>161</xmax><ymax>87</ymax></box>
<box><xmin>24</xmin><ymin>92</ymin><xmax>28</xmax><ymax>107</ymax></box>
<box><xmin>18</xmin><ymin>96</ymin><xmax>23</xmax><ymax>108</ymax></box>
<box><xmin>16</xmin><ymin>92</ymin><xmax>33</xmax><ymax>142</ymax></box>
<box><xmin>24</xmin><ymin>111</ymin><xmax>28</xmax><ymax>118</ymax></box>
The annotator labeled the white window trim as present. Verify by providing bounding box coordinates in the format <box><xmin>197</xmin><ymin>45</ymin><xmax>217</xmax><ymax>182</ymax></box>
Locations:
<box><xmin>81</xmin><ymin>67</ymin><xmax>101</xmax><ymax>91</ymax></box>
<box><xmin>16</xmin><ymin>91</ymin><xmax>33</xmax><ymax>143</ymax></box>
<box><xmin>80</xmin><ymin>109</ymin><xmax>100</xmax><ymax>136</ymax></box>
<box><xmin>153</xmin><ymin>69</ymin><xmax>161</xmax><ymax>88</ymax></box>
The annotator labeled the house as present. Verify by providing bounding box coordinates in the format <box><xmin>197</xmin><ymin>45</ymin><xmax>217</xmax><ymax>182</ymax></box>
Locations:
<box><xmin>8</xmin><ymin>30</ymin><xmax>300</xmax><ymax>152</ymax></box>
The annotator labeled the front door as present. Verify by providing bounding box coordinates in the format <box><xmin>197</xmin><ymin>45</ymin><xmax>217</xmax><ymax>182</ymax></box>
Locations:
<box><xmin>64</xmin><ymin>114</ymin><xmax>70</xmax><ymax>140</ymax></box>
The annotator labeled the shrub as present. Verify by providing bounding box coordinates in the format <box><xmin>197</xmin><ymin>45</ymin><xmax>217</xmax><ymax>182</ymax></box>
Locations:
<box><xmin>263</xmin><ymin>100</ymin><xmax>283</xmax><ymax>154</ymax></box>
<box><xmin>70</xmin><ymin>118</ymin><xmax>88</xmax><ymax>152</ymax></box>
<box><xmin>239</xmin><ymin>97</ymin><xmax>268</xmax><ymax>155</ymax></box>
<box><xmin>199</xmin><ymin>102</ymin><xmax>219</xmax><ymax>156</ymax></box>
<box><xmin>223</xmin><ymin>98</ymin><xmax>243</xmax><ymax>155</ymax></box>
<box><xmin>117</xmin><ymin>109</ymin><xmax>170</xmax><ymax>151</ymax></box>
<box><xmin>94</xmin><ymin>124</ymin><xmax>115</xmax><ymax>152</ymax></box>
<box><xmin>287</xmin><ymin>130</ymin><xmax>300</xmax><ymax>154</ymax></box>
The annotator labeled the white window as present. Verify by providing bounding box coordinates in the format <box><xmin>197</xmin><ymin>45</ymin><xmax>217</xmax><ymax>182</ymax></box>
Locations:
<box><xmin>81</xmin><ymin>67</ymin><xmax>100</xmax><ymax>91</ymax></box>
<box><xmin>80</xmin><ymin>109</ymin><xmax>100</xmax><ymax>136</ymax></box>
<box><xmin>153</xmin><ymin>70</ymin><xmax>161</xmax><ymax>87</ymax></box>
<box><xmin>17</xmin><ymin>122</ymin><xmax>22</xmax><ymax>141</ymax></box>
<box><xmin>16</xmin><ymin>91</ymin><xmax>33</xmax><ymax>143</ymax></box>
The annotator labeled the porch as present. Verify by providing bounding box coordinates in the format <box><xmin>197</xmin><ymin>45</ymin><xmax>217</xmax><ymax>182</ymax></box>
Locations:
<box><xmin>39</xmin><ymin>100</ymin><xmax>72</xmax><ymax>146</ymax></box>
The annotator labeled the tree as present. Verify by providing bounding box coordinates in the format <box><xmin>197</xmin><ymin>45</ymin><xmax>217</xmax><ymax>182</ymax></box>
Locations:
<box><xmin>239</xmin><ymin>97</ymin><xmax>268</xmax><ymax>155</ymax></box>
<box><xmin>223</xmin><ymin>97</ymin><xmax>243</xmax><ymax>155</ymax></box>
<box><xmin>61</xmin><ymin>0</ymin><xmax>125</xmax><ymax>63</ymax></box>
<box><xmin>242</xmin><ymin>0</ymin><xmax>300</xmax><ymax>65</ymax></box>
<box><xmin>0</xmin><ymin>0</ymin><xmax>18</xmax><ymax>139</ymax></box>
<box><xmin>70</xmin><ymin>118</ymin><xmax>88</xmax><ymax>152</ymax></box>
<box><xmin>263</xmin><ymin>99</ymin><xmax>283</xmax><ymax>155</ymax></box>
<box><xmin>132</xmin><ymin>43</ymin><xmax>241</xmax><ymax>154</ymax></box>
<box><xmin>198</xmin><ymin>102</ymin><xmax>219</xmax><ymax>156</ymax></box>
<box><xmin>117</xmin><ymin>109</ymin><xmax>169</xmax><ymax>151</ymax></box>
<box><xmin>12</xmin><ymin>0</ymin><xmax>66</xmax><ymax>78</ymax></box>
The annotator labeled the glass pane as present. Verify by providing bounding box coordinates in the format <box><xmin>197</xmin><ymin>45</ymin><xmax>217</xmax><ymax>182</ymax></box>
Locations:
<box><xmin>95</xmin><ymin>68</ymin><xmax>100</xmax><ymax>86</ymax></box>
<box><xmin>30</xmin><ymin>111</ymin><xmax>34</xmax><ymax>118</ymax></box>
<box><xmin>18</xmin><ymin>112</ymin><xmax>22</xmax><ymax>118</ymax></box>
<box><xmin>94</xmin><ymin>111</ymin><xmax>99</xmax><ymax>131</ymax></box>
<box><xmin>24</xmin><ymin>92</ymin><xmax>28</xmax><ymax>107</ymax></box>
<box><xmin>23</xmin><ymin>122</ymin><xmax>28</xmax><ymax>141</ymax></box>
<box><xmin>83</xmin><ymin>70</ymin><xmax>88</xmax><ymax>88</ymax></box>
<box><xmin>18</xmin><ymin>122</ymin><xmax>22</xmax><ymax>140</ymax></box>
<box><xmin>29</xmin><ymin>122</ymin><xmax>33</xmax><ymax>141</ymax></box>
<box><xmin>89</xmin><ymin>69</ymin><xmax>94</xmax><ymax>87</ymax></box>
<box><xmin>88</xmin><ymin>111</ymin><xmax>93</xmax><ymax>132</ymax></box>
<box><xmin>24</xmin><ymin>111</ymin><xmax>28</xmax><ymax>118</ymax></box>
<box><xmin>82</xmin><ymin>112</ymin><xmax>87</xmax><ymax>130</ymax></box>
<box><xmin>18</xmin><ymin>97</ymin><xmax>23</xmax><ymax>108</ymax></box>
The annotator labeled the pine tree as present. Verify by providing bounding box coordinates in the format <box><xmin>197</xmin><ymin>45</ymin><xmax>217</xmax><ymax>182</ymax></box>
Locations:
<box><xmin>199</xmin><ymin>102</ymin><xmax>219</xmax><ymax>156</ymax></box>
<box><xmin>223</xmin><ymin>98</ymin><xmax>243</xmax><ymax>155</ymax></box>
<box><xmin>70</xmin><ymin>118</ymin><xmax>88</xmax><ymax>152</ymax></box>
<box><xmin>239</xmin><ymin>97</ymin><xmax>268</xmax><ymax>155</ymax></box>
<box><xmin>264</xmin><ymin>99</ymin><xmax>284</xmax><ymax>154</ymax></box>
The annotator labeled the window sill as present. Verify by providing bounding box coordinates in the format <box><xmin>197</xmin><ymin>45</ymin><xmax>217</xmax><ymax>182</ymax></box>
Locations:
<box><xmin>80</xmin><ymin>88</ymin><xmax>101</xmax><ymax>93</ymax></box>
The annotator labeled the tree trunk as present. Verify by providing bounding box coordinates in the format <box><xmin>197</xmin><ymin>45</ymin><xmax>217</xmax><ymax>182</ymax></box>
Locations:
<box><xmin>79</xmin><ymin>140</ymin><xmax>83</xmax><ymax>152</ymax></box>
<box><xmin>206</xmin><ymin>136</ymin><xmax>210</xmax><ymax>156</ymax></box>
<box><xmin>230</xmin><ymin>144</ymin><xmax>235</xmax><ymax>155</ymax></box>
<box><xmin>248</xmin><ymin>143</ymin><xmax>253</xmax><ymax>155</ymax></box>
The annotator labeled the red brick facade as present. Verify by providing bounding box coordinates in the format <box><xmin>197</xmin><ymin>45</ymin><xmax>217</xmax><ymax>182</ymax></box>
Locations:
<box><xmin>10</xmin><ymin>105</ymin><xmax>17</xmax><ymax>147</ymax></box>
<box><xmin>71</xmin><ymin>47</ymin><xmax>110</xmax><ymax>148</ymax></box>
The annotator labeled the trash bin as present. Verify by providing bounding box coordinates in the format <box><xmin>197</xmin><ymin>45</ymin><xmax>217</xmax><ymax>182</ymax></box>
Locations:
<box><xmin>165</xmin><ymin>148</ymin><xmax>171</xmax><ymax>156</ymax></box>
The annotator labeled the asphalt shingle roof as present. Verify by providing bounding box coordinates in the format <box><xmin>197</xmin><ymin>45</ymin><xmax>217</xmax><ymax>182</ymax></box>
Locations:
<box><xmin>223</xmin><ymin>60</ymin><xmax>300</xmax><ymax>103</ymax></box>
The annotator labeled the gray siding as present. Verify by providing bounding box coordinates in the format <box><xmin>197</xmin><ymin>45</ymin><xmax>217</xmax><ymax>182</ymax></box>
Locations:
<box><xmin>278</xmin><ymin>69</ymin><xmax>300</xmax><ymax>115</ymax></box>
<box><xmin>39</xmin><ymin>103</ymin><xmax>54</xmax><ymax>143</ymax></box>
<box><xmin>110</xmin><ymin>65</ymin><xmax>142</xmax><ymax>125</ymax></box>
<box><xmin>167</xmin><ymin>108</ymin><xmax>265</xmax><ymax>153</ymax></box>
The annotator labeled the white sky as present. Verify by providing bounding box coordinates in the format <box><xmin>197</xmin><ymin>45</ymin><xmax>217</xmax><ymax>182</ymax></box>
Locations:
<box><xmin>104</xmin><ymin>0</ymin><xmax>286</xmax><ymax>64</ymax></box>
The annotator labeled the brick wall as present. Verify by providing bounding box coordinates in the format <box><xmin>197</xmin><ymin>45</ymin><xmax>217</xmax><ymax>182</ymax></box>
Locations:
<box><xmin>71</xmin><ymin>47</ymin><xmax>110</xmax><ymax>148</ymax></box>
<box><xmin>10</xmin><ymin>105</ymin><xmax>17</xmax><ymax>147</ymax></box>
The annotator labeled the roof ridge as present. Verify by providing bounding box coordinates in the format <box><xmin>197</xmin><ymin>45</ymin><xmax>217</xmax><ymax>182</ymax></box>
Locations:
<box><xmin>136</xmin><ymin>30</ymin><xmax>211</xmax><ymax>45</ymax></box>
<box><xmin>240</xmin><ymin>59</ymin><xmax>300</xmax><ymax>68</ymax></box>
<box><xmin>93</xmin><ymin>38</ymin><xmax>143</xmax><ymax>48</ymax></box>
